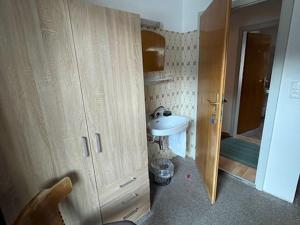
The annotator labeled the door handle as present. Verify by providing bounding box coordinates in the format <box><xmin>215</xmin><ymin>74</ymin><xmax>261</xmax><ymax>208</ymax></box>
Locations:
<box><xmin>95</xmin><ymin>133</ymin><xmax>102</xmax><ymax>153</ymax></box>
<box><xmin>82</xmin><ymin>137</ymin><xmax>90</xmax><ymax>158</ymax></box>
<box><xmin>207</xmin><ymin>99</ymin><xmax>219</xmax><ymax>105</ymax></box>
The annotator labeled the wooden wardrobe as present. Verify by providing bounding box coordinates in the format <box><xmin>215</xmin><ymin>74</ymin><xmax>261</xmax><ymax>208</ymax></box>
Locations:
<box><xmin>0</xmin><ymin>0</ymin><xmax>149</xmax><ymax>224</ymax></box>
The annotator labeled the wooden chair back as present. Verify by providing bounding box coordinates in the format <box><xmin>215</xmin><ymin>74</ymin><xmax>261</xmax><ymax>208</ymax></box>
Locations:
<box><xmin>13</xmin><ymin>177</ymin><xmax>72</xmax><ymax>225</ymax></box>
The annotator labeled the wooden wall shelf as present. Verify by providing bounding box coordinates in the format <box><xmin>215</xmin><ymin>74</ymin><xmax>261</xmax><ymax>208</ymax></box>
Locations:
<box><xmin>141</xmin><ymin>30</ymin><xmax>165</xmax><ymax>72</ymax></box>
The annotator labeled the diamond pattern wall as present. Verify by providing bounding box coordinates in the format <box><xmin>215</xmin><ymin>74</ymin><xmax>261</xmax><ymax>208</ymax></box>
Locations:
<box><xmin>142</xmin><ymin>26</ymin><xmax>199</xmax><ymax>160</ymax></box>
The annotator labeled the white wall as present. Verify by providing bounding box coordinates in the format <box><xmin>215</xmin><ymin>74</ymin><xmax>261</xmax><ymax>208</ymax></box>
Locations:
<box><xmin>222</xmin><ymin>0</ymin><xmax>282</xmax><ymax>134</ymax></box>
<box><xmin>181</xmin><ymin>0</ymin><xmax>271</xmax><ymax>32</ymax></box>
<box><xmin>180</xmin><ymin>0</ymin><xmax>270</xmax><ymax>32</ymax></box>
<box><xmin>182</xmin><ymin>0</ymin><xmax>211</xmax><ymax>32</ymax></box>
<box><xmin>84</xmin><ymin>0</ymin><xmax>269</xmax><ymax>32</ymax></box>
<box><xmin>84</xmin><ymin>0</ymin><xmax>183</xmax><ymax>31</ymax></box>
<box><xmin>262</xmin><ymin>0</ymin><xmax>300</xmax><ymax>202</ymax></box>
<box><xmin>84</xmin><ymin>0</ymin><xmax>214</xmax><ymax>32</ymax></box>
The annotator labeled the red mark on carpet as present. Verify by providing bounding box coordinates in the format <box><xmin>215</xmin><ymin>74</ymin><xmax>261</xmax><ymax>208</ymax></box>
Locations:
<box><xmin>185</xmin><ymin>174</ymin><xmax>192</xmax><ymax>181</ymax></box>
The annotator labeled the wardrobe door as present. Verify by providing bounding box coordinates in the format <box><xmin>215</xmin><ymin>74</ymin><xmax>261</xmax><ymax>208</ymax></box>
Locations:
<box><xmin>0</xmin><ymin>1</ymin><xmax>55</xmax><ymax>222</ymax></box>
<box><xmin>0</xmin><ymin>0</ymin><xmax>101</xmax><ymax>224</ymax></box>
<box><xmin>68</xmin><ymin>0</ymin><xmax>149</xmax><ymax>214</ymax></box>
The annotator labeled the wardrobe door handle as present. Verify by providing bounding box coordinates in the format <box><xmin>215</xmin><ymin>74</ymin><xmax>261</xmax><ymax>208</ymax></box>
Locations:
<box><xmin>82</xmin><ymin>137</ymin><xmax>90</xmax><ymax>157</ymax></box>
<box><xmin>95</xmin><ymin>133</ymin><xmax>102</xmax><ymax>153</ymax></box>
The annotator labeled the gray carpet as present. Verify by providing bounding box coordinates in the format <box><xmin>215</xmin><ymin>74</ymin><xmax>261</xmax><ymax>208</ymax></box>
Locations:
<box><xmin>139</xmin><ymin>157</ymin><xmax>300</xmax><ymax>225</ymax></box>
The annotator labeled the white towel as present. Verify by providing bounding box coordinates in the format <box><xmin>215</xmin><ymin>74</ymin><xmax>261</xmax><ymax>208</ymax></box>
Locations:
<box><xmin>168</xmin><ymin>131</ymin><xmax>186</xmax><ymax>158</ymax></box>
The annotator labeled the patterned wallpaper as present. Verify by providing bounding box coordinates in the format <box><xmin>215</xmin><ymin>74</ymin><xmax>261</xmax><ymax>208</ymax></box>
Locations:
<box><xmin>142</xmin><ymin>26</ymin><xmax>199</xmax><ymax>160</ymax></box>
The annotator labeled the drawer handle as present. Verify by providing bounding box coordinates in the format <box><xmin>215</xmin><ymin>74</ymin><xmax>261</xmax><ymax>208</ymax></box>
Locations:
<box><xmin>82</xmin><ymin>137</ymin><xmax>89</xmax><ymax>158</ymax></box>
<box><xmin>123</xmin><ymin>208</ymin><xmax>139</xmax><ymax>220</ymax></box>
<box><xmin>120</xmin><ymin>177</ymin><xmax>136</xmax><ymax>188</ymax></box>
<box><xmin>121</xmin><ymin>193</ymin><xmax>138</xmax><ymax>205</ymax></box>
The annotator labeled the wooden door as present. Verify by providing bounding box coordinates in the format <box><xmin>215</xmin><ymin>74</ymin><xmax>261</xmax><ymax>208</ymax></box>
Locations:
<box><xmin>237</xmin><ymin>33</ymin><xmax>272</xmax><ymax>134</ymax></box>
<box><xmin>0</xmin><ymin>0</ymin><xmax>101</xmax><ymax>224</ymax></box>
<box><xmin>196</xmin><ymin>0</ymin><xmax>231</xmax><ymax>204</ymax></box>
<box><xmin>68</xmin><ymin>0</ymin><xmax>148</xmax><ymax>197</ymax></box>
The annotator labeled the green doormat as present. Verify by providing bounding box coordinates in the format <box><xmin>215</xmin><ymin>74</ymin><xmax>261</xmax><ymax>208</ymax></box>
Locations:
<box><xmin>220</xmin><ymin>137</ymin><xmax>260</xmax><ymax>168</ymax></box>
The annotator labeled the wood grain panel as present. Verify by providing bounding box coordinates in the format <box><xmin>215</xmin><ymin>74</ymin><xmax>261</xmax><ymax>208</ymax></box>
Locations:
<box><xmin>68</xmin><ymin>0</ymin><xmax>149</xmax><ymax>191</ymax></box>
<box><xmin>0</xmin><ymin>1</ymin><xmax>56</xmax><ymax>222</ymax></box>
<box><xmin>237</xmin><ymin>33</ymin><xmax>271</xmax><ymax>133</ymax></box>
<box><xmin>195</xmin><ymin>0</ymin><xmax>231</xmax><ymax>204</ymax></box>
<box><xmin>219</xmin><ymin>156</ymin><xmax>256</xmax><ymax>182</ymax></box>
<box><xmin>98</xmin><ymin>168</ymin><xmax>149</xmax><ymax>206</ymax></box>
<box><xmin>141</xmin><ymin>30</ymin><xmax>165</xmax><ymax>72</ymax></box>
<box><xmin>101</xmin><ymin>181</ymin><xmax>150</xmax><ymax>224</ymax></box>
<box><xmin>0</xmin><ymin>0</ymin><xmax>101</xmax><ymax>224</ymax></box>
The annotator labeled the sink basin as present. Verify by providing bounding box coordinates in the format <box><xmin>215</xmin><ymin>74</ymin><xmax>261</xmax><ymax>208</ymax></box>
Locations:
<box><xmin>148</xmin><ymin>115</ymin><xmax>190</xmax><ymax>136</ymax></box>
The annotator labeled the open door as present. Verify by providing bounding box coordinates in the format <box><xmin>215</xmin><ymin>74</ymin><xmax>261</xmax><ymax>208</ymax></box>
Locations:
<box><xmin>196</xmin><ymin>0</ymin><xmax>231</xmax><ymax>204</ymax></box>
<box><xmin>237</xmin><ymin>33</ymin><xmax>272</xmax><ymax>134</ymax></box>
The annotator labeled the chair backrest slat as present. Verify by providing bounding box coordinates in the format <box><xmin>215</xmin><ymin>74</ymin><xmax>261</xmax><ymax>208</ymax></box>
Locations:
<box><xmin>13</xmin><ymin>177</ymin><xmax>72</xmax><ymax>225</ymax></box>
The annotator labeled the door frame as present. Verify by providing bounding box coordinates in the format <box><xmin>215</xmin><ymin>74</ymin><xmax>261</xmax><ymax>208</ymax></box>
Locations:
<box><xmin>232</xmin><ymin>0</ymin><xmax>270</xmax><ymax>9</ymax></box>
<box><xmin>196</xmin><ymin>0</ymin><xmax>294</xmax><ymax>193</ymax></box>
<box><xmin>224</xmin><ymin>0</ymin><xmax>295</xmax><ymax>190</ymax></box>
<box><xmin>232</xmin><ymin>20</ymin><xmax>279</xmax><ymax>138</ymax></box>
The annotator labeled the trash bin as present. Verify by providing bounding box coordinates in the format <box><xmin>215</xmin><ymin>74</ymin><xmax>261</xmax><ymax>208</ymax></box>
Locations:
<box><xmin>149</xmin><ymin>158</ymin><xmax>174</xmax><ymax>186</ymax></box>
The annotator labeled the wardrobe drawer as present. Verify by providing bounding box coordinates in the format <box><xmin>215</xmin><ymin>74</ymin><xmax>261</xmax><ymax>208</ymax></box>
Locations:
<box><xmin>101</xmin><ymin>182</ymin><xmax>150</xmax><ymax>223</ymax></box>
<box><xmin>99</xmin><ymin>168</ymin><xmax>149</xmax><ymax>205</ymax></box>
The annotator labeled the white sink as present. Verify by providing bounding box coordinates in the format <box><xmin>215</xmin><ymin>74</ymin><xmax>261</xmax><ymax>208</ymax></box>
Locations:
<box><xmin>148</xmin><ymin>115</ymin><xmax>190</xmax><ymax>136</ymax></box>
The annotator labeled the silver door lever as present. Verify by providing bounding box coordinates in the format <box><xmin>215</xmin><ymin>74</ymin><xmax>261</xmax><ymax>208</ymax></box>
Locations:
<box><xmin>207</xmin><ymin>99</ymin><xmax>219</xmax><ymax>105</ymax></box>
